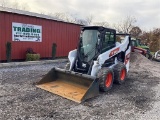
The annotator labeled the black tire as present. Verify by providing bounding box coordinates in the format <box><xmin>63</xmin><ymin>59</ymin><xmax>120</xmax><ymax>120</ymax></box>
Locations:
<box><xmin>113</xmin><ymin>63</ymin><xmax>127</xmax><ymax>85</ymax></box>
<box><xmin>145</xmin><ymin>52</ymin><xmax>152</xmax><ymax>59</ymax></box>
<box><xmin>65</xmin><ymin>62</ymin><xmax>70</xmax><ymax>70</ymax></box>
<box><xmin>97</xmin><ymin>67</ymin><xmax>114</xmax><ymax>92</ymax></box>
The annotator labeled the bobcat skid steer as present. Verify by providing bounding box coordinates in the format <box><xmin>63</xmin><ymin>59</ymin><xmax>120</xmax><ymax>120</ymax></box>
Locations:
<box><xmin>36</xmin><ymin>26</ymin><xmax>131</xmax><ymax>103</ymax></box>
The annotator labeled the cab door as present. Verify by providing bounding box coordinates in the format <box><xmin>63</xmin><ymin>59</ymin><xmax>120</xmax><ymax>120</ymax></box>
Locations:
<box><xmin>101</xmin><ymin>31</ymin><xmax>116</xmax><ymax>53</ymax></box>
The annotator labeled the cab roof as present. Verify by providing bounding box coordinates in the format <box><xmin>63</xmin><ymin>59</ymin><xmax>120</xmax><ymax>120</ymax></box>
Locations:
<box><xmin>81</xmin><ymin>26</ymin><xmax>116</xmax><ymax>33</ymax></box>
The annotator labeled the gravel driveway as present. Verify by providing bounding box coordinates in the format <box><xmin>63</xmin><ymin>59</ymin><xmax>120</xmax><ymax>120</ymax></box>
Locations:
<box><xmin>0</xmin><ymin>53</ymin><xmax>160</xmax><ymax>120</ymax></box>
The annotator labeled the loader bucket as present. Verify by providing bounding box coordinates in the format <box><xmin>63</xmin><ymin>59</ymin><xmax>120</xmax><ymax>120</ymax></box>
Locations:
<box><xmin>36</xmin><ymin>68</ymin><xmax>99</xmax><ymax>103</ymax></box>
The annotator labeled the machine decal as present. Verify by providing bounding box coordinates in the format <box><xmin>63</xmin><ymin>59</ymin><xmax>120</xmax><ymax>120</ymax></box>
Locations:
<box><xmin>109</xmin><ymin>47</ymin><xmax>120</xmax><ymax>57</ymax></box>
<box><xmin>125</xmin><ymin>53</ymin><xmax>130</xmax><ymax>65</ymax></box>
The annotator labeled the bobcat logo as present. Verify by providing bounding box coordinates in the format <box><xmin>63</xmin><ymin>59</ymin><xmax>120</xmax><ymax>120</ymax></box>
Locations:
<box><xmin>109</xmin><ymin>47</ymin><xmax>120</xmax><ymax>57</ymax></box>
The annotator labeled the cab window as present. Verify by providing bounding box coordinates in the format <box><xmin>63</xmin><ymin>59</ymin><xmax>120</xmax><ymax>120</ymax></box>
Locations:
<box><xmin>102</xmin><ymin>31</ymin><xmax>115</xmax><ymax>53</ymax></box>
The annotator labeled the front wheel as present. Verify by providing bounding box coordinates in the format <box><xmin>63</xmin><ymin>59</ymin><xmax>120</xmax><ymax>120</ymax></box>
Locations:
<box><xmin>97</xmin><ymin>67</ymin><xmax>114</xmax><ymax>92</ymax></box>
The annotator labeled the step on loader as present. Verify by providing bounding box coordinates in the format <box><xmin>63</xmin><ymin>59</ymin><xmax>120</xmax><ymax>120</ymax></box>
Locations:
<box><xmin>36</xmin><ymin>26</ymin><xmax>131</xmax><ymax>103</ymax></box>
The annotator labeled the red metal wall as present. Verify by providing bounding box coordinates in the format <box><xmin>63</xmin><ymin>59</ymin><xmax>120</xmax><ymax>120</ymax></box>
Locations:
<box><xmin>0</xmin><ymin>12</ymin><xmax>81</xmax><ymax>61</ymax></box>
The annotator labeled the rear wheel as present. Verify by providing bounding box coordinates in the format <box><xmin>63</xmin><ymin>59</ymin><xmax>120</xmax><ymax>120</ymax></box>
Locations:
<box><xmin>113</xmin><ymin>63</ymin><xmax>127</xmax><ymax>84</ymax></box>
<box><xmin>98</xmin><ymin>67</ymin><xmax>114</xmax><ymax>92</ymax></box>
<box><xmin>65</xmin><ymin>62</ymin><xmax>70</xmax><ymax>70</ymax></box>
<box><xmin>145</xmin><ymin>52</ymin><xmax>152</xmax><ymax>59</ymax></box>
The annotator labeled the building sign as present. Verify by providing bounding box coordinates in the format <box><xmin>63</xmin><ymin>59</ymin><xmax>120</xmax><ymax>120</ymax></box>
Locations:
<box><xmin>12</xmin><ymin>22</ymin><xmax>42</xmax><ymax>42</ymax></box>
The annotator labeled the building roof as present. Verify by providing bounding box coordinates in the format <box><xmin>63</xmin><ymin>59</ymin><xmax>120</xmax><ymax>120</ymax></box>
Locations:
<box><xmin>0</xmin><ymin>6</ymin><xmax>81</xmax><ymax>26</ymax></box>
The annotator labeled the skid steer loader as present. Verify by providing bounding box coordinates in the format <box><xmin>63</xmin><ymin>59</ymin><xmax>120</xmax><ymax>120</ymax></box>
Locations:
<box><xmin>36</xmin><ymin>26</ymin><xmax>131</xmax><ymax>103</ymax></box>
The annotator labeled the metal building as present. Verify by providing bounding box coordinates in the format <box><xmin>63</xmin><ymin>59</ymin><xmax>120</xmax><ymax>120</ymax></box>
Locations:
<box><xmin>0</xmin><ymin>6</ymin><xmax>81</xmax><ymax>61</ymax></box>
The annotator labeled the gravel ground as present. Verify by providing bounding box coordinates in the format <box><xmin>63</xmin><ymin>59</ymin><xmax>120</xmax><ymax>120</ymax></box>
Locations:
<box><xmin>0</xmin><ymin>53</ymin><xmax>160</xmax><ymax>120</ymax></box>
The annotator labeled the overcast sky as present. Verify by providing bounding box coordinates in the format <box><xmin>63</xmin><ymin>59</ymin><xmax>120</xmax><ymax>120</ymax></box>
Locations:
<box><xmin>5</xmin><ymin>0</ymin><xmax>160</xmax><ymax>30</ymax></box>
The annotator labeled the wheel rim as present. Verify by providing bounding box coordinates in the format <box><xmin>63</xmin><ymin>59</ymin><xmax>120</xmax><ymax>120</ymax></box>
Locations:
<box><xmin>105</xmin><ymin>73</ymin><xmax>113</xmax><ymax>87</ymax></box>
<box><xmin>120</xmin><ymin>69</ymin><xmax>126</xmax><ymax>81</ymax></box>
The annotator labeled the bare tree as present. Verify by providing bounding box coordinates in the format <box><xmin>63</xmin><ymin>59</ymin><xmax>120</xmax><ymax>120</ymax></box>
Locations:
<box><xmin>51</xmin><ymin>12</ymin><xmax>88</xmax><ymax>25</ymax></box>
<box><xmin>21</xmin><ymin>3</ymin><xmax>30</xmax><ymax>11</ymax></box>
<box><xmin>12</xmin><ymin>0</ymin><xmax>20</xmax><ymax>9</ymax></box>
<box><xmin>140</xmin><ymin>28</ymin><xmax>160</xmax><ymax>51</ymax></box>
<box><xmin>53</xmin><ymin>12</ymin><xmax>77</xmax><ymax>23</ymax></box>
<box><xmin>93</xmin><ymin>21</ymin><xmax>109</xmax><ymax>27</ymax></box>
<box><xmin>85</xmin><ymin>14</ymin><xmax>94</xmax><ymax>25</ymax></box>
<box><xmin>54</xmin><ymin>12</ymin><xmax>69</xmax><ymax>21</ymax></box>
<box><xmin>129</xmin><ymin>26</ymin><xmax>142</xmax><ymax>38</ymax></box>
<box><xmin>40</xmin><ymin>11</ymin><xmax>46</xmax><ymax>15</ymax></box>
<box><xmin>47</xmin><ymin>12</ymin><xmax>54</xmax><ymax>17</ymax></box>
<box><xmin>0</xmin><ymin>0</ymin><xmax>8</xmax><ymax>7</ymax></box>
<box><xmin>151</xmin><ymin>28</ymin><xmax>160</xmax><ymax>51</ymax></box>
<box><xmin>75</xmin><ymin>19</ymin><xmax>88</xmax><ymax>25</ymax></box>
<box><xmin>113</xmin><ymin>16</ymin><xmax>136</xmax><ymax>33</ymax></box>
<box><xmin>140</xmin><ymin>31</ymin><xmax>151</xmax><ymax>45</ymax></box>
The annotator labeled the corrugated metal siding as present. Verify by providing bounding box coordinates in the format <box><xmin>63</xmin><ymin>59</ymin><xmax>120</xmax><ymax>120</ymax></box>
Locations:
<box><xmin>0</xmin><ymin>12</ymin><xmax>6</xmax><ymax>61</ymax></box>
<box><xmin>0</xmin><ymin>12</ymin><xmax>81</xmax><ymax>61</ymax></box>
<box><xmin>0</xmin><ymin>12</ymin><xmax>2</xmax><ymax>60</ymax></box>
